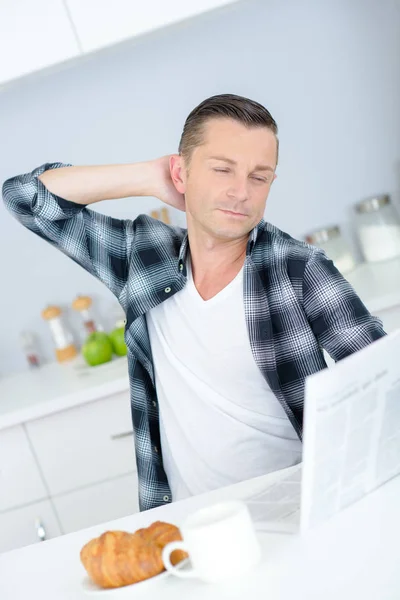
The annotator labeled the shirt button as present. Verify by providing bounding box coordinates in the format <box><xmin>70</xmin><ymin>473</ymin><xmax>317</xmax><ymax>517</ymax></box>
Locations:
<box><xmin>164</xmin><ymin>287</ymin><xmax>171</xmax><ymax>293</ymax></box>
<box><xmin>154</xmin><ymin>446</ymin><xmax>159</xmax><ymax>453</ymax></box>
<box><xmin>179</xmin><ymin>263</ymin><xmax>183</xmax><ymax>271</ymax></box>
<box><xmin>152</xmin><ymin>400</ymin><xmax>157</xmax><ymax>407</ymax></box>
<box><xmin>163</xmin><ymin>495</ymin><xmax>170</xmax><ymax>502</ymax></box>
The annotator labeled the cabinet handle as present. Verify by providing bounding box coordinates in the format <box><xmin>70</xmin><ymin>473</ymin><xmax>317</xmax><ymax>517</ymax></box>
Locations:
<box><xmin>35</xmin><ymin>518</ymin><xmax>46</xmax><ymax>542</ymax></box>
<box><xmin>110</xmin><ymin>430</ymin><xmax>133</xmax><ymax>440</ymax></box>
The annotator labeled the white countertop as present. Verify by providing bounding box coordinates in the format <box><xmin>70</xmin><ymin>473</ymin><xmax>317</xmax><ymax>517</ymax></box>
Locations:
<box><xmin>0</xmin><ymin>467</ymin><xmax>399</xmax><ymax>600</ymax></box>
<box><xmin>0</xmin><ymin>257</ymin><xmax>399</xmax><ymax>432</ymax></box>
<box><xmin>0</xmin><ymin>356</ymin><xmax>129</xmax><ymax>431</ymax></box>
<box><xmin>346</xmin><ymin>256</ymin><xmax>400</xmax><ymax>313</ymax></box>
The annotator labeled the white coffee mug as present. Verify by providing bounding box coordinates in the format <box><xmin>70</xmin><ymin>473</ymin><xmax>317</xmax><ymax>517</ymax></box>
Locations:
<box><xmin>162</xmin><ymin>500</ymin><xmax>261</xmax><ymax>583</ymax></box>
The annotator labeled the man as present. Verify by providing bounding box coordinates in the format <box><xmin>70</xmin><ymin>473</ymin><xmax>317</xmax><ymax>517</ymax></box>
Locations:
<box><xmin>3</xmin><ymin>94</ymin><xmax>385</xmax><ymax>511</ymax></box>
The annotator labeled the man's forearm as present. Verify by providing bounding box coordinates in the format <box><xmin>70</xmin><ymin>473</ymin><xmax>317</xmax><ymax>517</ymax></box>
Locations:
<box><xmin>38</xmin><ymin>162</ymin><xmax>156</xmax><ymax>205</ymax></box>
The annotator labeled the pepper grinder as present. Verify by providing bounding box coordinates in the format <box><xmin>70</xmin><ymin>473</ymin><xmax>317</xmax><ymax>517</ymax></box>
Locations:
<box><xmin>72</xmin><ymin>295</ymin><xmax>98</xmax><ymax>336</ymax></box>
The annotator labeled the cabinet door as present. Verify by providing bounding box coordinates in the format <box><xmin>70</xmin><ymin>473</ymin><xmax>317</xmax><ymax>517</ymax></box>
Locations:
<box><xmin>0</xmin><ymin>0</ymin><xmax>79</xmax><ymax>86</ymax></box>
<box><xmin>66</xmin><ymin>0</ymin><xmax>239</xmax><ymax>53</ymax></box>
<box><xmin>52</xmin><ymin>472</ymin><xmax>139</xmax><ymax>534</ymax></box>
<box><xmin>0</xmin><ymin>500</ymin><xmax>61</xmax><ymax>554</ymax></box>
<box><xmin>26</xmin><ymin>392</ymin><xmax>136</xmax><ymax>495</ymax></box>
<box><xmin>0</xmin><ymin>425</ymin><xmax>47</xmax><ymax>512</ymax></box>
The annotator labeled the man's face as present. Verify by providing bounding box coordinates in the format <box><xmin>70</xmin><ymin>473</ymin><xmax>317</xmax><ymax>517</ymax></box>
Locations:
<box><xmin>173</xmin><ymin>118</ymin><xmax>277</xmax><ymax>242</ymax></box>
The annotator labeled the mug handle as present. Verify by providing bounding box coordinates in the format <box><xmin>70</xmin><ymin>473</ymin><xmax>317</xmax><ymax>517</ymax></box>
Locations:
<box><xmin>162</xmin><ymin>541</ymin><xmax>195</xmax><ymax>578</ymax></box>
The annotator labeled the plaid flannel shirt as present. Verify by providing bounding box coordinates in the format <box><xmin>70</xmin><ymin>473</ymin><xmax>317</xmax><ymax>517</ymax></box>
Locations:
<box><xmin>3</xmin><ymin>162</ymin><xmax>386</xmax><ymax>511</ymax></box>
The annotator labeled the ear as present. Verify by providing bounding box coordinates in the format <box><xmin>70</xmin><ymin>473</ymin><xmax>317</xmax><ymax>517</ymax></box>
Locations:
<box><xmin>169</xmin><ymin>154</ymin><xmax>187</xmax><ymax>194</ymax></box>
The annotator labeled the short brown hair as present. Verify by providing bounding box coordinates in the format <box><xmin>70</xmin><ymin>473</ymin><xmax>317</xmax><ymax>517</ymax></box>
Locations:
<box><xmin>178</xmin><ymin>93</ymin><xmax>279</xmax><ymax>166</ymax></box>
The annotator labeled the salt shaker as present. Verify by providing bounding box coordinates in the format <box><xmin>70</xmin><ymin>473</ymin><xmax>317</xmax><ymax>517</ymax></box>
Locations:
<box><xmin>20</xmin><ymin>330</ymin><xmax>40</xmax><ymax>368</ymax></box>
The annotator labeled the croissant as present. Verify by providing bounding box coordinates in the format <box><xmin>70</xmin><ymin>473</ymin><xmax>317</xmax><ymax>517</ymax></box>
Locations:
<box><xmin>80</xmin><ymin>521</ymin><xmax>187</xmax><ymax>589</ymax></box>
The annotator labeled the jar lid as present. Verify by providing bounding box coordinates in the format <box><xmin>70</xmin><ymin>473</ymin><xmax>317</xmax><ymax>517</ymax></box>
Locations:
<box><xmin>42</xmin><ymin>305</ymin><xmax>62</xmax><ymax>320</ymax></box>
<box><xmin>355</xmin><ymin>194</ymin><xmax>390</xmax><ymax>213</ymax></box>
<box><xmin>72</xmin><ymin>295</ymin><xmax>92</xmax><ymax>311</ymax></box>
<box><xmin>305</xmin><ymin>225</ymin><xmax>340</xmax><ymax>245</ymax></box>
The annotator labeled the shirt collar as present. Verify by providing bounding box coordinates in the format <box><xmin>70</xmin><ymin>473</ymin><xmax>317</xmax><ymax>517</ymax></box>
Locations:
<box><xmin>247</xmin><ymin>218</ymin><xmax>265</xmax><ymax>254</ymax></box>
<box><xmin>178</xmin><ymin>230</ymin><xmax>189</xmax><ymax>274</ymax></box>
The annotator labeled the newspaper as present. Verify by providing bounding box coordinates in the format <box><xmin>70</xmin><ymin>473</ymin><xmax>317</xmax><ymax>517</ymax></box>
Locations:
<box><xmin>245</xmin><ymin>330</ymin><xmax>400</xmax><ymax>533</ymax></box>
<box><xmin>246</xmin><ymin>464</ymin><xmax>301</xmax><ymax>533</ymax></box>
<box><xmin>300</xmin><ymin>329</ymin><xmax>400</xmax><ymax>531</ymax></box>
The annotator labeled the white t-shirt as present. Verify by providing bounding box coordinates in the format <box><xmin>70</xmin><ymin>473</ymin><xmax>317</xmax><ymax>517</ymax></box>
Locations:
<box><xmin>146</xmin><ymin>258</ymin><xmax>302</xmax><ymax>501</ymax></box>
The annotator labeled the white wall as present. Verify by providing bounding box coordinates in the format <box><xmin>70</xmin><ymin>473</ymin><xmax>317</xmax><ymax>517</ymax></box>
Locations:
<box><xmin>1</xmin><ymin>0</ymin><xmax>400</xmax><ymax>375</ymax></box>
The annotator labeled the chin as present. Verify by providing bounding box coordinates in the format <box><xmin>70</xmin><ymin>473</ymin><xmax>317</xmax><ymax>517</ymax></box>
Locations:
<box><xmin>208</xmin><ymin>222</ymin><xmax>253</xmax><ymax>241</ymax></box>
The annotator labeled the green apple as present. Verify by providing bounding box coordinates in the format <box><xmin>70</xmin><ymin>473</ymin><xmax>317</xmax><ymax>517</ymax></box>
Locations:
<box><xmin>108</xmin><ymin>326</ymin><xmax>127</xmax><ymax>356</ymax></box>
<box><xmin>82</xmin><ymin>332</ymin><xmax>113</xmax><ymax>366</ymax></box>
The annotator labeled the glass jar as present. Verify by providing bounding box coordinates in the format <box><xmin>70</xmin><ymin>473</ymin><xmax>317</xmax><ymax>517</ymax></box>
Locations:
<box><xmin>72</xmin><ymin>295</ymin><xmax>99</xmax><ymax>336</ymax></box>
<box><xmin>20</xmin><ymin>330</ymin><xmax>41</xmax><ymax>368</ymax></box>
<box><xmin>305</xmin><ymin>225</ymin><xmax>356</xmax><ymax>274</ymax></box>
<box><xmin>354</xmin><ymin>195</ymin><xmax>400</xmax><ymax>263</ymax></box>
<box><xmin>41</xmin><ymin>305</ymin><xmax>78</xmax><ymax>363</ymax></box>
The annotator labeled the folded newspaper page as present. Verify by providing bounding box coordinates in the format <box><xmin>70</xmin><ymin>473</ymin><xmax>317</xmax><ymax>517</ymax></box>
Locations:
<box><xmin>301</xmin><ymin>329</ymin><xmax>400</xmax><ymax>531</ymax></box>
<box><xmin>246</xmin><ymin>464</ymin><xmax>301</xmax><ymax>533</ymax></box>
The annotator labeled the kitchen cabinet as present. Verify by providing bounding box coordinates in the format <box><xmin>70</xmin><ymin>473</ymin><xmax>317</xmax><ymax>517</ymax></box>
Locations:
<box><xmin>25</xmin><ymin>392</ymin><xmax>136</xmax><ymax>496</ymax></box>
<box><xmin>0</xmin><ymin>362</ymin><xmax>138</xmax><ymax>555</ymax></box>
<box><xmin>1</xmin><ymin>0</ymin><xmax>241</xmax><ymax>86</ymax></box>
<box><xmin>0</xmin><ymin>0</ymin><xmax>80</xmax><ymax>86</ymax></box>
<box><xmin>0</xmin><ymin>500</ymin><xmax>61</xmax><ymax>554</ymax></box>
<box><xmin>52</xmin><ymin>472</ymin><xmax>139</xmax><ymax>534</ymax></box>
<box><xmin>65</xmin><ymin>0</ymin><xmax>240</xmax><ymax>53</ymax></box>
<box><xmin>0</xmin><ymin>425</ymin><xmax>47</xmax><ymax>512</ymax></box>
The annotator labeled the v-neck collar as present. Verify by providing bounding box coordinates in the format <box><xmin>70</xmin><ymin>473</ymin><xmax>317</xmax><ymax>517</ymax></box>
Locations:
<box><xmin>186</xmin><ymin>255</ymin><xmax>244</xmax><ymax>306</ymax></box>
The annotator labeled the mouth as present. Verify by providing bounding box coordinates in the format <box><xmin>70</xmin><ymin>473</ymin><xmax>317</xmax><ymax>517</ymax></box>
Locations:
<box><xmin>218</xmin><ymin>209</ymin><xmax>248</xmax><ymax>218</ymax></box>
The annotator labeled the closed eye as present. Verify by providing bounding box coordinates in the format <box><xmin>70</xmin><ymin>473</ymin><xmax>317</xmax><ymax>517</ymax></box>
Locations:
<box><xmin>251</xmin><ymin>176</ymin><xmax>268</xmax><ymax>183</ymax></box>
<box><xmin>213</xmin><ymin>168</ymin><xmax>269</xmax><ymax>183</ymax></box>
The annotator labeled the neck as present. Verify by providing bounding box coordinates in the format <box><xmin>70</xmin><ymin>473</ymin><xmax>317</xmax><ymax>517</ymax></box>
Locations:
<box><xmin>186</xmin><ymin>222</ymin><xmax>249</xmax><ymax>280</ymax></box>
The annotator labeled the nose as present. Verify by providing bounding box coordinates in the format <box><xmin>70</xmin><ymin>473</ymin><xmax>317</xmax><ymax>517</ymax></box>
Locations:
<box><xmin>227</xmin><ymin>175</ymin><xmax>248</xmax><ymax>202</ymax></box>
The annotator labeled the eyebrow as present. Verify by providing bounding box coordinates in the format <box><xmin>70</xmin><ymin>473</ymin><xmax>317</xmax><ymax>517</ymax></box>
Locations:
<box><xmin>208</xmin><ymin>155</ymin><xmax>274</xmax><ymax>172</ymax></box>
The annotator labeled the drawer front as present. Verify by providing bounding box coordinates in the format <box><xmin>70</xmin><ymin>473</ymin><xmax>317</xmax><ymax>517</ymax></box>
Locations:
<box><xmin>53</xmin><ymin>472</ymin><xmax>139</xmax><ymax>534</ymax></box>
<box><xmin>0</xmin><ymin>500</ymin><xmax>61</xmax><ymax>554</ymax></box>
<box><xmin>0</xmin><ymin>425</ymin><xmax>47</xmax><ymax>512</ymax></box>
<box><xmin>25</xmin><ymin>392</ymin><xmax>136</xmax><ymax>495</ymax></box>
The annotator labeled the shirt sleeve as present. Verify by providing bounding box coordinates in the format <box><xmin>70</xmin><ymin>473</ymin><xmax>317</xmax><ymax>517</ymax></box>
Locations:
<box><xmin>2</xmin><ymin>162</ymin><xmax>135</xmax><ymax>301</ymax></box>
<box><xmin>302</xmin><ymin>247</ymin><xmax>386</xmax><ymax>361</ymax></box>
